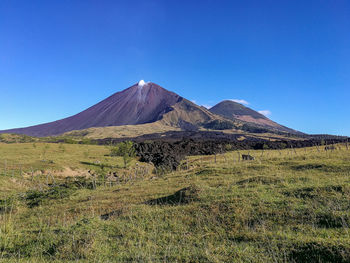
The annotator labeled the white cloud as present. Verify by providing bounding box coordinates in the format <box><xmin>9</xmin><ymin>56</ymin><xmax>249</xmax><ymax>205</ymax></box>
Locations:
<box><xmin>258</xmin><ymin>110</ymin><xmax>272</xmax><ymax>117</ymax></box>
<box><xmin>231</xmin><ymin>99</ymin><xmax>249</xmax><ymax>105</ymax></box>
<box><xmin>191</xmin><ymin>100</ymin><xmax>197</xmax><ymax>104</ymax></box>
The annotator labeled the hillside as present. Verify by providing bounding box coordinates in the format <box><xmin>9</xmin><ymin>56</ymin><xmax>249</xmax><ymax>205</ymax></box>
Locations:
<box><xmin>210</xmin><ymin>100</ymin><xmax>300</xmax><ymax>134</ymax></box>
<box><xmin>0</xmin><ymin>82</ymin><xmax>179</xmax><ymax>136</ymax></box>
<box><xmin>0</xmin><ymin>81</ymin><xmax>302</xmax><ymax>139</ymax></box>
<box><xmin>63</xmin><ymin>99</ymin><xmax>222</xmax><ymax>140</ymax></box>
<box><xmin>0</xmin><ymin>142</ymin><xmax>350</xmax><ymax>262</ymax></box>
<box><xmin>0</xmin><ymin>82</ymin><xmax>221</xmax><ymax>137</ymax></box>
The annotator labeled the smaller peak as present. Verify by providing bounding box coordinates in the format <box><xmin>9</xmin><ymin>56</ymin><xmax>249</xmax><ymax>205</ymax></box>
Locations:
<box><xmin>215</xmin><ymin>100</ymin><xmax>236</xmax><ymax>105</ymax></box>
<box><xmin>219</xmin><ymin>100</ymin><xmax>248</xmax><ymax>106</ymax></box>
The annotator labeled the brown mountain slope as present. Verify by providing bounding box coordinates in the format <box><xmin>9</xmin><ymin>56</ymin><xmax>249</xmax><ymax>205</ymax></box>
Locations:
<box><xmin>0</xmin><ymin>82</ymin><xmax>218</xmax><ymax>137</ymax></box>
<box><xmin>159</xmin><ymin>99</ymin><xmax>220</xmax><ymax>128</ymax></box>
<box><xmin>209</xmin><ymin>100</ymin><xmax>300</xmax><ymax>134</ymax></box>
<box><xmin>0</xmin><ymin>81</ymin><xmax>302</xmax><ymax>138</ymax></box>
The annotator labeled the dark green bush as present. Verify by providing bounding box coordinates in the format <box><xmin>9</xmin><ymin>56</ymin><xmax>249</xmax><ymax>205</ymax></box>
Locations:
<box><xmin>203</xmin><ymin>120</ymin><xmax>236</xmax><ymax>130</ymax></box>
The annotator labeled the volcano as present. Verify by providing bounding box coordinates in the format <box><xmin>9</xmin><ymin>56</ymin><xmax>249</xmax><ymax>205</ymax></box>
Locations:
<box><xmin>0</xmin><ymin>81</ymin><xmax>302</xmax><ymax>138</ymax></box>
<box><xmin>209</xmin><ymin>100</ymin><xmax>299</xmax><ymax>134</ymax></box>
<box><xmin>0</xmin><ymin>81</ymin><xmax>217</xmax><ymax>137</ymax></box>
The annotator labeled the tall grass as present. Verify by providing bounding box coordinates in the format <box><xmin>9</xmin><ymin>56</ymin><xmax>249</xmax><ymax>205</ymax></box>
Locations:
<box><xmin>0</xmin><ymin>143</ymin><xmax>349</xmax><ymax>262</ymax></box>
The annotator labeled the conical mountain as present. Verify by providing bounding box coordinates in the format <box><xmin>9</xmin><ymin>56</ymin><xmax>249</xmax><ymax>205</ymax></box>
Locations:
<box><xmin>209</xmin><ymin>100</ymin><xmax>299</xmax><ymax>134</ymax></box>
<box><xmin>0</xmin><ymin>81</ymin><xmax>216</xmax><ymax>137</ymax></box>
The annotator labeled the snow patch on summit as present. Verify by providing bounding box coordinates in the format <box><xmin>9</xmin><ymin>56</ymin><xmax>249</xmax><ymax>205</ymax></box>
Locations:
<box><xmin>137</xmin><ymin>80</ymin><xmax>148</xmax><ymax>102</ymax></box>
<box><xmin>138</xmin><ymin>80</ymin><xmax>148</xmax><ymax>87</ymax></box>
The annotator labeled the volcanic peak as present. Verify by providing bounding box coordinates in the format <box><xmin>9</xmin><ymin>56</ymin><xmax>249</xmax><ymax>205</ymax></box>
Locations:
<box><xmin>138</xmin><ymin>80</ymin><xmax>148</xmax><ymax>87</ymax></box>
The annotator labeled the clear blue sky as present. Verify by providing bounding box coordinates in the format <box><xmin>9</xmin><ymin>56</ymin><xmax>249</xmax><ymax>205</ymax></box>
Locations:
<box><xmin>0</xmin><ymin>0</ymin><xmax>349</xmax><ymax>135</ymax></box>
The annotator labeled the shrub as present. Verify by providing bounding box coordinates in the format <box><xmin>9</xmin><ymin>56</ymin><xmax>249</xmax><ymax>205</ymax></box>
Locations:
<box><xmin>203</xmin><ymin>120</ymin><xmax>236</xmax><ymax>130</ymax></box>
<box><xmin>110</xmin><ymin>141</ymin><xmax>136</xmax><ymax>168</ymax></box>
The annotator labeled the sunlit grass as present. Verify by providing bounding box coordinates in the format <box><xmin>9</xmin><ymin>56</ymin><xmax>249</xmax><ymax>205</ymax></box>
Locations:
<box><xmin>0</xmin><ymin>142</ymin><xmax>349</xmax><ymax>262</ymax></box>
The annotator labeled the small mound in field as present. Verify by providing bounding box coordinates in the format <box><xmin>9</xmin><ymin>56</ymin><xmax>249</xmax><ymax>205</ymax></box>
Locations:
<box><xmin>100</xmin><ymin>209</ymin><xmax>125</xmax><ymax>220</ymax></box>
<box><xmin>279</xmin><ymin>161</ymin><xmax>298</xmax><ymax>166</ymax></box>
<box><xmin>195</xmin><ymin>169</ymin><xmax>216</xmax><ymax>176</ymax></box>
<box><xmin>284</xmin><ymin>185</ymin><xmax>347</xmax><ymax>199</ymax></box>
<box><xmin>24</xmin><ymin>177</ymin><xmax>98</xmax><ymax>208</ymax></box>
<box><xmin>236</xmin><ymin>176</ymin><xmax>282</xmax><ymax>185</ymax></box>
<box><xmin>289</xmin><ymin>242</ymin><xmax>350</xmax><ymax>263</ymax></box>
<box><xmin>146</xmin><ymin>185</ymin><xmax>200</xmax><ymax>205</ymax></box>
<box><xmin>246</xmin><ymin>165</ymin><xmax>268</xmax><ymax>171</ymax></box>
<box><xmin>25</xmin><ymin>186</ymin><xmax>74</xmax><ymax>208</ymax></box>
<box><xmin>291</xmin><ymin>163</ymin><xmax>326</xmax><ymax>170</ymax></box>
<box><xmin>316</xmin><ymin>212</ymin><xmax>350</xmax><ymax>228</ymax></box>
<box><xmin>290</xmin><ymin>163</ymin><xmax>349</xmax><ymax>173</ymax></box>
<box><xmin>323</xmin><ymin>185</ymin><xmax>347</xmax><ymax>193</ymax></box>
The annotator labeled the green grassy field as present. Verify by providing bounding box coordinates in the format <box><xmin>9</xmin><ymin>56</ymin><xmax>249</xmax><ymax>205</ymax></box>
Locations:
<box><xmin>0</xmin><ymin>142</ymin><xmax>350</xmax><ymax>262</ymax></box>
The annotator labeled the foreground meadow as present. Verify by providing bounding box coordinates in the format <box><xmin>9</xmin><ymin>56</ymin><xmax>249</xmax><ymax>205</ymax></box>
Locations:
<box><xmin>0</xmin><ymin>142</ymin><xmax>350</xmax><ymax>262</ymax></box>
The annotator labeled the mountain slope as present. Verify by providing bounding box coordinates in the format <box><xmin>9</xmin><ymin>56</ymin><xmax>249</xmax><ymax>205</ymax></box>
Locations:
<box><xmin>0</xmin><ymin>82</ymin><xmax>302</xmax><ymax>138</ymax></box>
<box><xmin>209</xmin><ymin>100</ymin><xmax>300</xmax><ymax>134</ymax></box>
<box><xmin>0</xmin><ymin>81</ymin><xmax>217</xmax><ymax>137</ymax></box>
<box><xmin>159</xmin><ymin>99</ymin><xmax>219</xmax><ymax>128</ymax></box>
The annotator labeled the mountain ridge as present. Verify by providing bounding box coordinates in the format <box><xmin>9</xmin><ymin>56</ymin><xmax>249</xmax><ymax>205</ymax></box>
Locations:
<box><xmin>209</xmin><ymin>100</ymin><xmax>300</xmax><ymax>134</ymax></box>
<box><xmin>0</xmin><ymin>82</ymin><xmax>218</xmax><ymax>137</ymax></box>
<box><xmin>0</xmin><ymin>81</ymin><xmax>301</xmax><ymax>137</ymax></box>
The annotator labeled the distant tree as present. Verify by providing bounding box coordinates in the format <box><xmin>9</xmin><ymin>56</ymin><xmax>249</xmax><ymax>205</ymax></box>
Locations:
<box><xmin>111</xmin><ymin>141</ymin><xmax>136</xmax><ymax>168</ymax></box>
<box><xmin>58</xmin><ymin>143</ymin><xmax>66</xmax><ymax>153</ymax></box>
<box><xmin>203</xmin><ymin>120</ymin><xmax>236</xmax><ymax>130</ymax></box>
<box><xmin>82</xmin><ymin>138</ymin><xmax>92</xmax><ymax>145</ymax></box>
<box><xmin>225</xmin><ymin>144</ymin><xmax>233</xmax><ymax>151</ymax></box>
<box><xmin>280</xmin><ymin>143</ymin><xmax>287</xmax><ymax>149</ymax></box>
<box><xmin>41</xmin><ymin>144</ymin><xmax>50</xmax><ymax>160</ymax></box>
<box><xmin>241</xmin><ymin>124</ymin><xmax>270</xmax><ymax>133</ymax></box>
